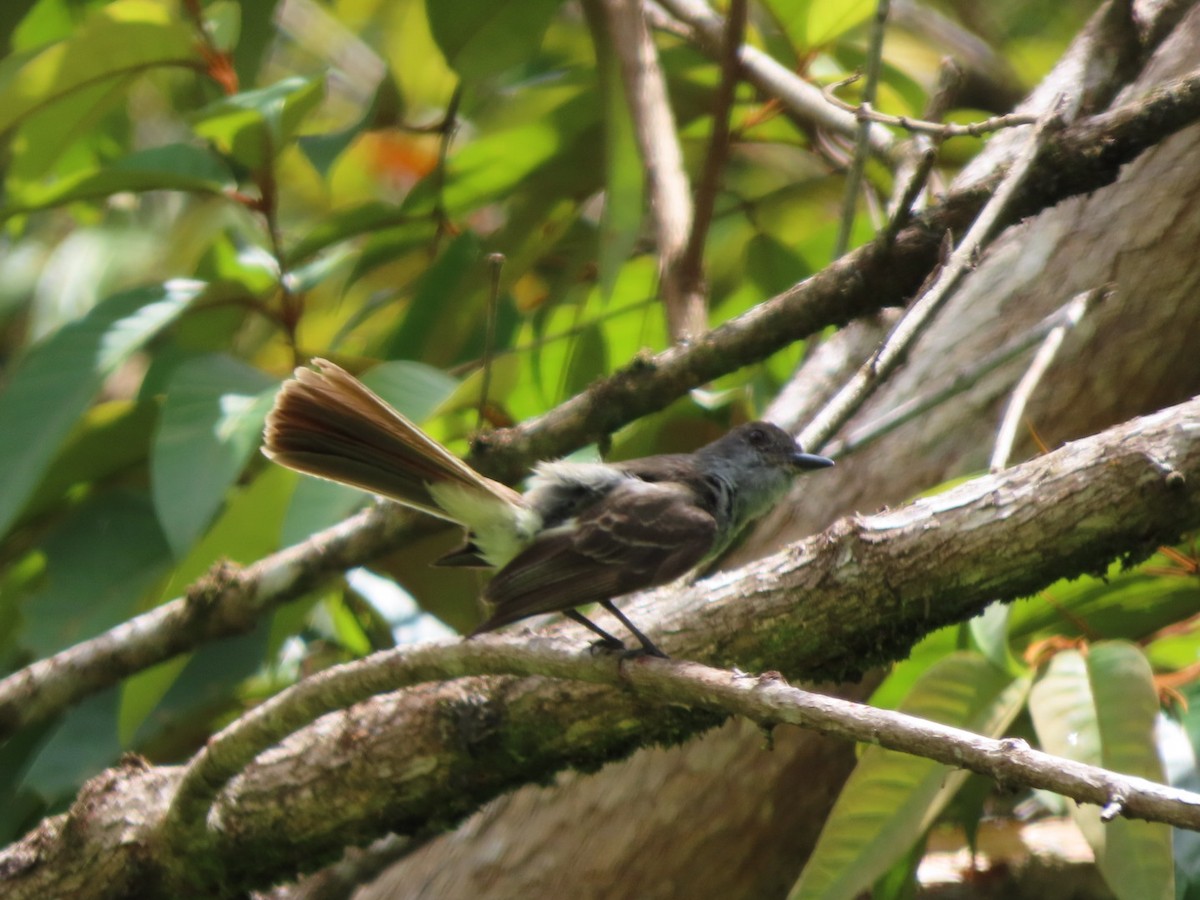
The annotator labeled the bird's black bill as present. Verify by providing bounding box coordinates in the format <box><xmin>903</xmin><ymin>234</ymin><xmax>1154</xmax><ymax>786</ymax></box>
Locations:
<box><xmin>793</xmin><ymin>451</ymin><xmax>835</xmax><ymax>470</ymax></box>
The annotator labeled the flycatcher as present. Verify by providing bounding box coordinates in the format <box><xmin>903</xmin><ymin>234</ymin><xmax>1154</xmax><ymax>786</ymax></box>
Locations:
<box><xmin>263</xmin><ymin>359</ymin><xmax>834</xmax><ymax>658</ymax></box>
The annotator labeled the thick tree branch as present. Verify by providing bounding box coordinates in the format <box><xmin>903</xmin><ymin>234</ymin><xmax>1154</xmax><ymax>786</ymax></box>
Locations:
<box><xmin>2</xmin><ymin>67</ymin><xmax>1200</xmax><ymax>742</ymax></box>
<box><xmin>5</xmin><ymin>391</ymin><xmax>1200</xmax><ymax>895</ymax></box>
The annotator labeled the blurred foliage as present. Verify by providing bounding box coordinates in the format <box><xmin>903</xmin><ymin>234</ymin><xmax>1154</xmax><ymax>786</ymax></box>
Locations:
<box><xmin>0</xmin><ymin>2</ymin><xmax>1196</xmax><ymax>899</ymax></box>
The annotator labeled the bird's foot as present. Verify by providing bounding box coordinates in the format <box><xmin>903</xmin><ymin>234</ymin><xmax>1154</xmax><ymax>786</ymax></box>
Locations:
<box><xmin>587</xmin><ymin>636</ymin><xmax>628</xmax><ymax>656</ymax></box>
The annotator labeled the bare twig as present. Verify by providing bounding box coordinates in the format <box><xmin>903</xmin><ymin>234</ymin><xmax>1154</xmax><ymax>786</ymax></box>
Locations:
<box><xmin>833</xmin><ymin>0</ymin><xmax>892</xmax><ymax>259</ymax></box>
<box><xmin>823</xmin><ymin>72</ymin><xmax>1038</xmax><ymax>138</ymax></box>
<box><xmin>677</xmin><ymin>0</ymin><xmax>746</xmax><ymax>306</ymax></box>
<box><xmin>601</xmin><ymin>0</ymin><xmax>702</xmax><ymax>341</ymax></box>
<box><xmin>881</xmin><ymin>146</ymin><xmax>938</xmax><ymax>247</ymax></box>
<box><xmin>990</xmin><ymin>287</ymin><xmax>1105</xmax><ymax>471</ymax></box>
<box><xmin>430</xmin><ymin>85</ymin><xmax>462</xmax><ymax>249</ymax></box>
<box><xmin>478</xmin><ymin>253</ymin><xmax>504</xmax><ymax>429</ymax></box>
<box><xmin>799</xmin><ymin>102</ymin><xmax>1062</xmax><ymax>453</ymax></box>
<box><xmin>827</xmin><ymin>288</ymin><xmax>1109</xmax><ymax>457</ymax></box>
<box><xmin>883</xmin><ymin>57</ymin><xmax>962</xmax><ymax>239</ymax></box>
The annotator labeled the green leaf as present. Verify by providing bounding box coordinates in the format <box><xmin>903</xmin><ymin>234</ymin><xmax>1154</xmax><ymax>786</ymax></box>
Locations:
<box><xmin>402</xmin><ymin>83</ymin><xmax>605</xmax><ymax>221</ymax></box>
<box><xmin>365</xmin><ymin>360</ymin><xmax>461</xmax><ymax>422</ymax></box>
<box><xmin>382</xmin><ymin>231</ymin><xmax>483</xmax><ymax>363</ymax></box>
<box><xmin>0</xmin><ymin>0</ymin><xmax>200</xmax><ymax>136</ymax></box>
<box><xmin>1008</xmin><ymin>556</ymin><xmax>1199</xmax><ymax>649</ymax></box>
<box><xmin>151</xmin><ymin>354</ymin><xmax>277</xmax><ymax>558</ymax></box>
<box><xmin>18</xmin><ymin>687</ymin><xmax>122</xmax><ymax>808</ymax></box>
<box><xmin>868</xmin><ymin>624</ymin><xmax>960</xmax><ymax>711</ymax></box>
<box><xmin>969</xmin><ymin>600</ymin><xmax>1016</xmax><ymax>672</ymax></box>
<box><xmin>426</xmin><ymin>0</ymin><xmax>564</xmax><ymax>81</ymax></box>
<box><xmin>118</xmin><ymin>465</ymin><xmax>293</xmax><ymax>744</ymax></box>
<box><xmin>287</xmin><ymin>201</ymin><xmax>428</xmax><ymax>266</ymax></box>
<box><xmin>2</xmin><ymin>144</ymin><xmax>235</xmax><ymax>217</ymax></box>
<box><xmin>0</xmin><ymin>280</ymin><xmax>206</xmax><ymax>540</ymax></box>
<box><xmin>16</xmin><ymin>398</ymin><xmax>158</xmax><ymax>528</ymax></box>
<box><xmin>229</xmin><ymin>0</ymin><xmax>281</xmax><ymax>86</ymax></box>
<box><xmin>563</xmin><ymin>322</ymin><xmax>608</xmax><ymax>400</ymax></box>
<box><xmin>1029</xmin><ymin>644</ymin><xmax>1173</xmax><ymax>900</ymax></box>
<box><xmin>763</xmin><ymin>0</ymin><xmax>875</xmax><ymax>52</ymax></box>
<box><xmin>790</xmin><ymin>653</ymin><xmax>1029</xmax><ymax>900</ymax></box>
<box><xmin>191</xmin><ymin>76</ymin><xmax>325</xmax><ymax>170</ymax></box>
<box><xmin>22</xmin><ymin>490</ymin><xmax>172</xmax><ymax>658</ymax></box>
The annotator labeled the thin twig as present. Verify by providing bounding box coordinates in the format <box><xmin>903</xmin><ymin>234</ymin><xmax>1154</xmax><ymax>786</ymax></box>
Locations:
<box><xmin>653</xmin><ymin>0</ymin><xmax>897</xmax><ymax>159</ymax></box>
<box><xmin>883</xmin><ymin>57</ymin><xmax>962</xmax><ymax>240</ymax></box>
<box><xmin>990</xmin><ymin>287</ymin><xmax>1105</xmax><ymax>471</ymax></box>
<box><xmin>678</xmin><ymin>0</ymin><xmax>746</xmax><ymax>303</ymax></box>
<box><xmin>833</xmin><ymin>0</ymin><xmax>891</xmax><ymax>259</ymax></box>
<box><xmin>800</xmin><ymin>101</ymin><xmax>1062</xmax><ymax>452</ymax></box>
<box><xmin>477</xmin><ymin>253</ymin><xmax>504</xmax><ymax>429</ymax></box>
<box><xmin>881</xmin><ymin>146</ymin><xmax>938</xmax><ymax>247</ymax></box>
<box><xmin>430</xmin><ymin>85</ymin><xmax>463</xmax><ymax>251</ymax></box>
<box><xmin>824</xmin><ymin>72</ymin><xmax>1039</xmax><ymax>137</ymax></box>
<box><xmin>828</xmin><ymin>287</ymin><xmax>1109</xmax><ymax>457</ymax></box>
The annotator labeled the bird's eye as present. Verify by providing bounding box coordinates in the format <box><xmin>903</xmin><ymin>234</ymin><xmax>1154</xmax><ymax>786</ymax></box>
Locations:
<box><xmin>747</xmin><ymin>427</ymin><xmax>766</xmax><ymax>446</ymax></box>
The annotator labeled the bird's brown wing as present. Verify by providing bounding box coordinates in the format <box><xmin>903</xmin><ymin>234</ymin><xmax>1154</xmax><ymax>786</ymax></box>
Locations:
<box><xmin>471</xmin><ymin>480</ymin><xmax>717</xmax><ymax>634</ymax></box>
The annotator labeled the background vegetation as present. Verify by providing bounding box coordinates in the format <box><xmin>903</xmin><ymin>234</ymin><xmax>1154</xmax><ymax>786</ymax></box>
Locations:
<box><xmin>2</xmin><ymin>0</ymin><xmax>1199</xmax><ymax>897</ymax></box>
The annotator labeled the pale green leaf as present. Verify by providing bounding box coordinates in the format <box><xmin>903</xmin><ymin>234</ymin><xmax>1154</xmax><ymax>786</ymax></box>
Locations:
<box><xmin>1029</xmin><ymin>644</ymin><xmax>1173</xmax><ymax>900</ymax></box>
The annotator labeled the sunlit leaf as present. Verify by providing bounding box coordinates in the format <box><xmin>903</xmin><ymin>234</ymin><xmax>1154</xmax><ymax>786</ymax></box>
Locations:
<box><xmin>0</xmin><ymin>0</ymin><xmax>199</xmax><ymax>136</ymax></box>
<box><xmin>191</xmin><ymin>76</ymin><xmax>325</xmax><ymax>170</ymax></box>
<box><xmin>764</xmin><ymin>0</ymin><xmax>874</xmax><ymax>51</ymax></box>
<box><xmin>2</xmin><ymin>144</ymin><xmax>235</xmax><ymax>217</ymax></box>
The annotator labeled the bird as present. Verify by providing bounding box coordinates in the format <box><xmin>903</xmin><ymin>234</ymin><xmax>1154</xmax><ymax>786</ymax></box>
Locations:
<box><xmin>262</xmin><ymin>359</ymin><xmax>834</xmax><ymax>658</ymax></box>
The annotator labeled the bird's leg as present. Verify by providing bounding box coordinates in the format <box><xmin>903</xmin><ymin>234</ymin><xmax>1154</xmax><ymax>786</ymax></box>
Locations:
<box><xmin>600</xmin><ymin>600</ymin><xmax>669</xmax><ymax>659</ymax></box>
<box><xmin>566</xmin><ymin>610</ymin><xmax>626</xmax><ymax>654</ymax></box>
